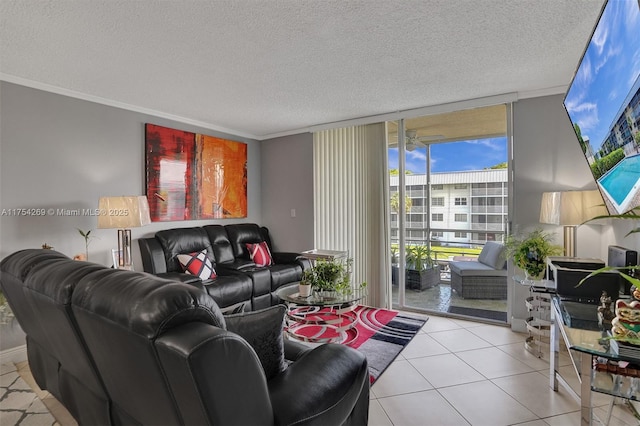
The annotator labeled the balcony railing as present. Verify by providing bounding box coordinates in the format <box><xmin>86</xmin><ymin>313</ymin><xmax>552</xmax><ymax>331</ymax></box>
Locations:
<box><xmin>470</xmin><ymin>206</ymin><xmax>506</xmax><ymax>214</ymax></box>
<box><xmin>471</xmin><ymin>188</ymin><xmax>505</xmax><ymax>196</ymax></box>
<box><xmin>470</xmin><ymin>223</ymin><xmax>505</xmax><ymax>231</ymax></box>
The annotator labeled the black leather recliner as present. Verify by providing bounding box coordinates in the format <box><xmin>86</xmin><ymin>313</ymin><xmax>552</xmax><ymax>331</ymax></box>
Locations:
<box><xmin>0</xmin><ymin>249</ymin><xmax>370</xmax><ymax>425</ymax></box>
<box><xmin>0</xmin><ymin>250</ymin><xmax>112</xmax><ymax>424</ymax></box>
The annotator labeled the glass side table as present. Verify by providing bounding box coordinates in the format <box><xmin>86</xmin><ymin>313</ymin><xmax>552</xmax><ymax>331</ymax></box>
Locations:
<box><xmin>275</xmin><ymin>283</ymin><xmax>366</xmax><ymax>344</ymax></box>
<box><xmin>514</xmin><ymin>276</ymin><xmax>556</xmax><ymax>358</ymax></box>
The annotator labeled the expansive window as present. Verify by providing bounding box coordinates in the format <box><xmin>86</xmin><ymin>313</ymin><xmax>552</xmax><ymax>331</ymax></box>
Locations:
<box><xmin>388</xmin><ymin>104</ymin><xmax>510</xmax><ymax>321</ymax></box>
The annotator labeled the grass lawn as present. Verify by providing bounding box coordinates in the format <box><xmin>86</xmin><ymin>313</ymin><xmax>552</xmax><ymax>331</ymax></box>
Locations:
<box><xmin>431</xmin><ymin>246</ymin><xmax>481</xmax><ymax>261</ymax></box>
<box><xmin>392</xmin><ymin>243</ymin><xmax>483</xmax><ymax>262</ymax></box>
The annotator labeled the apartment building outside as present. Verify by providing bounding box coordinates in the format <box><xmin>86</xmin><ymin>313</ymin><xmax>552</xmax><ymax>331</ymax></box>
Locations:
<box><xmin>390</xmin><ymin>168</ymin><xmax>508</xmax><ymax>249</ymax></box>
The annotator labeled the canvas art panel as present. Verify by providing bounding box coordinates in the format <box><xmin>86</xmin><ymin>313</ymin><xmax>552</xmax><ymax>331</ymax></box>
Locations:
<box><xmin>145</xmin><ymin>123</ymin><xmax>247</xmax><ymax>221</ymax></box>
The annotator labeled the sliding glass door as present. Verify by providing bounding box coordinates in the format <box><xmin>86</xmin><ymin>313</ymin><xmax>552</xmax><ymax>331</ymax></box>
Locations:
<box><xmin>388</xmin><ymin>105</ymin><xmax>511</xmax><ymax>322</ymax></box>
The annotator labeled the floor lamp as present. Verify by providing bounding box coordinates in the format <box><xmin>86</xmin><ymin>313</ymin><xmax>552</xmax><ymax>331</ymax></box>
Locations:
<box><xmin>539</xmin><ymin>190</ymin><xmax>607</xmax><ymax>258</ymax></box>
<box><xmin>97</xmin><ymin>196</ymin><xmax>151</xmax><ymax>269</ymax></box>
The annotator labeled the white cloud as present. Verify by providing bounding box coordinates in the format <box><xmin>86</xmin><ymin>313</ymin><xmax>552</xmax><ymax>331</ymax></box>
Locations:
<box><xmin>592</xmin><ymin>16</ymin><xmax>609</xmax><ymax>56</ymax></box>
<box><xmin>466</xmin><ymin>138</ymin><xmax>503</xmax><ymax>151</ymax></box>
<box><xmin>595</xmin><ymin>45</ymin><xmax>622</xmax><ymax>74</ymax></box>
<box><xmin>575</xmin><ymin>54</ymin><xmax>593</xmax><ymax>87</ymax></box>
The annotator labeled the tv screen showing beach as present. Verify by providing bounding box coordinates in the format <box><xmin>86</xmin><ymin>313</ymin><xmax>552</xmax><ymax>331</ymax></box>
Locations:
<box><xmin>563</xmin><ymin>0</ymin><xmax>640</xmax><ymax>215</ymax></box>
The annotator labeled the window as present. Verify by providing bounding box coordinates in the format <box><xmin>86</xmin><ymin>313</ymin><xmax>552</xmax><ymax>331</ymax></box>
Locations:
<box><xmin>412</xmin><ymin>198</ymin><xmax>424</xmax><ymax>207</ymax></box>
<box><xmin>408</xmin><ymin>214</ymin><xmax>423</xmax><ymax>223</ymax></box>
<box><xmin>455</xmin><ymin>197</ymin><xmax>467</xmax><ymax>206</ymax></box>
<box><xmin>454</xmin><ymin>213</ymin><xmax>467</xmax><ymax>222</ymax></box>
<box><xmin>432</xmin><ymin>184</ymin><xmax>443</xmax><ymax>190</ymax></box>
<box><xmin>454</xmin><ymin>231</ymin><xmax>468</xmax><ymax>238</ymax></box>
<box><xmin>432</xmin><ymin>231</ymin><xmax>444</xmax><ymax>238</ymax></box>
<box><xmin>454</xmin><ymin>184</ymin><xmax>467</xmax><ymax>190</ymax></box>
<box><xmin>432</xmin><ymin>213</ymin><xmax>443</xmax><ymax>221</ymax></box>
<box><xmin>432</xmin><ymin>197</ymin><xmax>444</xmax><ymax>206</ymax></box>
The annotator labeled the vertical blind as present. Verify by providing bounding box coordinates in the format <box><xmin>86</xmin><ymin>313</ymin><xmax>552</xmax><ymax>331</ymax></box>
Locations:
<box><xmin>313</xmin><ymin>124</ymin><xmax>390</xmax><ymax>307</ymax></box>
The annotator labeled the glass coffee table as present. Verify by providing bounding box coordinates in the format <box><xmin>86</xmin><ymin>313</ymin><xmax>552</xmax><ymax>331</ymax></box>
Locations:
<box><xmin>275</xmin><ymin>284</ymin><xmax>366</xmax><ymax>344</ymax></box>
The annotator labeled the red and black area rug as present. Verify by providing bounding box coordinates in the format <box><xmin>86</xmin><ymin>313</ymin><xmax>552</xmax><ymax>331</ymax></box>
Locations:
<box><xmin>287</xmin><ymin>305</ymin><xmax>428</xmax><ymax>383</ymax></box>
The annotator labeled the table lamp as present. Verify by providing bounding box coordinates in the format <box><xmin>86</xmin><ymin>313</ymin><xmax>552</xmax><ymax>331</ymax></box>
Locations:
<box><xmin>539</xmin><ymin>190</ymin><xmax>608</xmax><ymax>257</ymax></box>
<box><xmin>97</xmin><ymin>196</ymin><xmax>151</xmax><ymax>269</ymax></box>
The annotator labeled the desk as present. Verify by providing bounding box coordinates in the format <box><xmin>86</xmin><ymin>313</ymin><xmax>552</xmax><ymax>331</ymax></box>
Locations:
<box><xmin>550</xmin><ymin>297</ymin><xmax>640</xmax><ymax>425</ymax></box>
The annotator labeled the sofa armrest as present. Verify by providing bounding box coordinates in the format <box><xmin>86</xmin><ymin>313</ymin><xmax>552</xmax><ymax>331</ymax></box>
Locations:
<box><xmin>268</xmin><ymin>344</ymin><xmax>369</xmax><ymax>426</ymax></box>
<box><xmin>156</xmin><ymin>323</ymin><xmax>273</xmax><ymax>426</ymax></box>
<box><xmin>272</xmin><ymin>252</ymin><xmax>312</xmax><ymax>271</ymax></box>
<box><xmin>272</xmin><ymin>252</ymin><xmax>300</xmax><ymax>264</ymax></box>
<box><xmin>138</xmin><ymin>237</ymin><xmax>167</xmax><ymax>274</ymax></box>
<box><xmin>283</xmin><ymin>339</ymin><xmax>312</xmax><ymax>361</ymax></box>
<box><xmin>216</xmin><ymin>259</ymin><xmax>256</xmax><ymax>272</ymax></box>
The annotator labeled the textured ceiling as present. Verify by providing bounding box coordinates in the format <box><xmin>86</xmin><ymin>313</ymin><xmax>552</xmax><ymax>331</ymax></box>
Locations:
<box><xmin>0</xmin><ymin>0</ymin><xmax>604</xmax><ymax>140</ymax></box>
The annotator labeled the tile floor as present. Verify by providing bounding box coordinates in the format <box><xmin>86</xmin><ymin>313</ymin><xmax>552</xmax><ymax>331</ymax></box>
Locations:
<box><xmin>392</xmin><ymin>282</ymin><xmax>508</xmax><ymax>319</ymax></box>
<box><xmin>0</xmin><ymin>362</ymin><xmax>60</xmax><ymax>426</ymax></box>
<box><xmin>2</xmin><ymin>315</ymin><xmax>639</xmax><ymax>426</ymax></box>
<box><xmin>368</xmin><ymin>314</ymin><xmax>640</xmax><ymax>426</ymax></box>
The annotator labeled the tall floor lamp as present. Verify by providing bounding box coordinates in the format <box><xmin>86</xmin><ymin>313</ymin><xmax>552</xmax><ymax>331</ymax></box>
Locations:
<box><xmin>539</xmin><ymin>190</ymin><xmax>607</xmax><ymax>258</ymax></box>
<box><xmin>97</xmin><ymin>196</ymin><xmax>151</xmax><ymax>269</ymax></box>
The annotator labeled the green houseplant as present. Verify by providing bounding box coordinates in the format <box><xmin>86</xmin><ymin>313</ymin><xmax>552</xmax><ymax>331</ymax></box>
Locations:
<box><xmin>405</xmin><ymin>245</ymin><xmax>440</xmax><ymax>291</ymax></box>
<box><xmin>505</xmin><ymin>228</ymin><xmax>562</xmax><ymax>280</ymax></box>
<box><xmin>303</xmin><ymin>257</ymin><xmax>366</xmax><ymax>296</ymax></box>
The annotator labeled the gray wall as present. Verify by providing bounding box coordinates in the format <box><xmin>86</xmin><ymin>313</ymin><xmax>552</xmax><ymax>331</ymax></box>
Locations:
<box><xmin>0</xmin><ymin>82</ymin><xmax>263</xmax><ymax>267</ymax></box>
<box><xmin>510</xmin><ymin>94</ymin><xmax>639</xmax><ymax>326</ymax></box>
<box><xmin>260</xmin><ymin>133</ymin><xmax>314</xmax><ymax>252</ymax></box>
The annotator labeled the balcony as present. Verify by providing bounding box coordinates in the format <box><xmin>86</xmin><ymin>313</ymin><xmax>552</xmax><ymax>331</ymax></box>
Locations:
<box><xmin>471</xmin><ymin>223</ymin><xmax>505</xmax><ymax>231</ymax></box>
<box><xmin>470</xmin><ymin>206</ymin><xmax>506</xmax><ymax>214</ymax></box>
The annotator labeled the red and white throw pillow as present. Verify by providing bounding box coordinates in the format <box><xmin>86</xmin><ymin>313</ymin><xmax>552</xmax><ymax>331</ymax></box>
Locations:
<box><xmin>246</xmin><ymin>241</ymin><xmax>273</xmax><ymax>267</ymax></box>
<box><xmin>177</xmin><ymin>249</ymin><xmax>216</xmax><ymax>280</ymax></box>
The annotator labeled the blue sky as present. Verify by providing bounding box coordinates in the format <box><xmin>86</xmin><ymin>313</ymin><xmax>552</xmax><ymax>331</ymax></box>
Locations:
<box><xmin>388</xmin><ymin>137</ymin><xmax>507</xmax><ymax>174</ymax></box>
<box><xmin>564</xmin><ymin>0</ymin><xmax>640</xmax><ymax>151</ymax></box>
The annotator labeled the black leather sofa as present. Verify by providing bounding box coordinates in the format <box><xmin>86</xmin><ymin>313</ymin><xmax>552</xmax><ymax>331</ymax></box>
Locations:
<box><xmin>139</xmin><ymin>223</ymin><xmax>310</xmax><ymax>311</ymax></box>
<box><xmin>0</xmin><ymin>249</ymin><xmax>370</xmax><ymax>425</ymax></box>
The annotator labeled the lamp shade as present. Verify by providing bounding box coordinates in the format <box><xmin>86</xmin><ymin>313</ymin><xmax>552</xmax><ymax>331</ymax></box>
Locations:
<box><xmin>539</xmin><ymin>190</ymin><xmax>608</xmax><ymax>226</ymax></box>
<box><xmin>97</xmin><ymin>196</ymin><xmax>151</xmax><ymax>229</ymax></box>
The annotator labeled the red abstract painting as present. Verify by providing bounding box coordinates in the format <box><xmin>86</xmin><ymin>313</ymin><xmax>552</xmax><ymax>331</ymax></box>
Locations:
<box><xmin>145</xmin><ymin>123</ymin><xmax>247</xmax><ymax>221</ymax></box>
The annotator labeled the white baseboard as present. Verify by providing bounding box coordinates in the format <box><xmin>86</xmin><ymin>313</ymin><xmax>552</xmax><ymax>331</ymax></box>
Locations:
<box><xmin>0</xmin><ymin>345</ymin><xmax>27</xmax><ymax>365</ymax></box>
<box><xmin>511</xmin><ymin>317</ymin><xmax>527</xmax><ymax>334</ymax></box>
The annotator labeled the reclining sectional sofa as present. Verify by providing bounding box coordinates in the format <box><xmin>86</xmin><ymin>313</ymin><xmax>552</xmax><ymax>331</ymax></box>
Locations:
<box><xmin>139</xmin><ymin>223</ymin><xmax>310</xmax><ymax>312</ymax></box>
<box><xmin>0</xmin><ymin>249</ymin><xmax>370</xmax><ymax>425</ymax></box>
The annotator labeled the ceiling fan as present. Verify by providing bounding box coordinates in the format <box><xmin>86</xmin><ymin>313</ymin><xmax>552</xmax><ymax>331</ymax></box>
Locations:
<box><xmin>404</xmin><ymin>130</ymin><xmax>443</xmax><ymax>151</ymax></box>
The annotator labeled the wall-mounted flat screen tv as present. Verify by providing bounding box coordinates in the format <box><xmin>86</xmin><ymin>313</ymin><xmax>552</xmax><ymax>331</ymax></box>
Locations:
<box><xmin>563</xmin><ymin>0</ymin><xmax>640</xmax><ymax>215</ymax></box>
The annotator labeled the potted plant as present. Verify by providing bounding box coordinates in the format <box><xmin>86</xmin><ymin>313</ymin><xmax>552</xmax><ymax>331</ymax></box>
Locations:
<box><xmin>391</xmin><ymin>246</ymin><xmax>399</xmax><ymax>286</ymax></box>
<box><xmin>505</xmin><ymin>228</ymin><xmax>562</xmax><ymax>280</ymax></box>
<box><xmin>298</xmin><ymin>271</ymin><xmax>312</xmax><ymax>297</ymax></box>
<box><xmin>303</xmin><ymin>257</ymin><xmax>365</xmax><ymax>297</ymax></box>
<box><xmin>405</xmin><ymin>245</ymin><xmax>440</xmax><ymax>291</ymax></box>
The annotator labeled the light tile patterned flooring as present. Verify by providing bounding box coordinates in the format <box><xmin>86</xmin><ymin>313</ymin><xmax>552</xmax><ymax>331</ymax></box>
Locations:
<box><xmin>368</xmin><ymin>314</ymin><xmax>640</xmax><ymax>426</ymax></box>
<box><xmin>2</xmin><ymin>315</ymin><xmax>639</xmax><ymax>425</ymax></box>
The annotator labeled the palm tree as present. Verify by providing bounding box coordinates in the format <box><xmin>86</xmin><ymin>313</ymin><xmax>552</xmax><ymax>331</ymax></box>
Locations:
<box><xmin>390</xmin><ymin>192</ymin><xmax>412</xmax><ymax>213</ymax></box>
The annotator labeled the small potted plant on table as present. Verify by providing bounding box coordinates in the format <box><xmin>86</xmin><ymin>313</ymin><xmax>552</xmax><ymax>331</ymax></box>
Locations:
<box><xmin>303</xmin><ymin>257</ymin><xmax>366</xmax><ymax>299</ymax></box>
